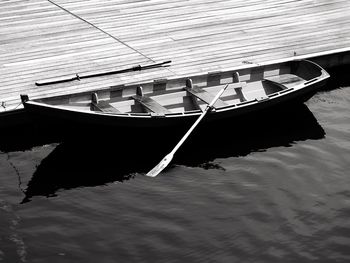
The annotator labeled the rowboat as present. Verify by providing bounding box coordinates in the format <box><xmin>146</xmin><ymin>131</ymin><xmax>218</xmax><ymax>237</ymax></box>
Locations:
<box><xmin>21</xmin><ymin>60</ymin><xmax>329</xmax><ymax>131</ymax></box>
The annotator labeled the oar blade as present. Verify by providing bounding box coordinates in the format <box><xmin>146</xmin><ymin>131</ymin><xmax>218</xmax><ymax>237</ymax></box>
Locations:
<box><xmin>145</xmin><ymin>84</ymin><xmax>230</xmax><ymax>177</ymax></box>
<box><xmin>146</xmin><ymin>153</ymin><xmax>174</xmax><ymax>177</ymax></box>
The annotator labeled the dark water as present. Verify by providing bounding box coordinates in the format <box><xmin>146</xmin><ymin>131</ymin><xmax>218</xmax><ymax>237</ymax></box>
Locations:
<box><xmin>1</xmin><ymin>69</ymin><xmax>350</xmax><ymax>263</ymax></box>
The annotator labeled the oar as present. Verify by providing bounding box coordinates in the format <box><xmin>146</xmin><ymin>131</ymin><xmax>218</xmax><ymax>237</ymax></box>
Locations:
<box><xmin>146</xmin><ymin>83</ymin><xmax>230</xmax><ymax>177</ymax></box>
<box><xmin>35</xmin><ymin>60</ymin><xmax>172</xmax><ymax>86</ymax></box>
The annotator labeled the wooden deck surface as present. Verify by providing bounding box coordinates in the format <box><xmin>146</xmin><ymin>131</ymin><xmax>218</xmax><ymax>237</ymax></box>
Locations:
<box><xmin>1</xmin><ymin>0</ymin><xmax>350</xmax><ymax>112</ymax></box>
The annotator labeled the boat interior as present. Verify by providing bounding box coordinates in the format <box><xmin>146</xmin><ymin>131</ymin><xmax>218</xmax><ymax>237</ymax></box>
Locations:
<box><xmin>36</xmin><ymin>60</ymin><xmax>325</xmax><ymax>115</ymax></box>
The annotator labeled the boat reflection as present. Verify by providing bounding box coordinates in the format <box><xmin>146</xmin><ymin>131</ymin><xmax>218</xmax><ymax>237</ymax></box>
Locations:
<box><xmin>21</xmin><ymin>103</ymin><xmax>325</xmax><ymax>203</ymax></box>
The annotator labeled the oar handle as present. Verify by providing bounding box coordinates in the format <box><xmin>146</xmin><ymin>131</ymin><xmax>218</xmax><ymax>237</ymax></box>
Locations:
<box><xmin>137</xmin><ymin>60</ymin><xmax>172</xmax><ymax>71</ymax></box>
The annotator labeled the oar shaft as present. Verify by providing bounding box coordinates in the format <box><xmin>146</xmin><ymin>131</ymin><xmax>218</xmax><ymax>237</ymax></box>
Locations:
<box><xmin>170</xmin><ymin>109</ymin><xmax>209</xmax><ymax>154</ymax></box>
<box><xmin>35</xmin><ymin>60</ymin><xmax>171</xmax><ymax>86</ymax></box>
<box><xmin>170</xmin><ymin>84</ymin><xmax>229</xmax><ymax>154</ymax></box>
<box><xmin>146</xmin><ymin>84</ymin><xmax>229</xmax><ymax>177</ymax></box>
<box><xmin>80</xmin><ymin>60</ymin><xmax>172</xmax><ymax>78</ymax></box>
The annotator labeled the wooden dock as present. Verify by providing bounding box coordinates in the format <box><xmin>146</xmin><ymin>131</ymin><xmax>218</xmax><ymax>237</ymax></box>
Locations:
<box><xmin>1</xmin><ymin>0</ymin><xmax>350</xmax><ymax>113</ymax></box>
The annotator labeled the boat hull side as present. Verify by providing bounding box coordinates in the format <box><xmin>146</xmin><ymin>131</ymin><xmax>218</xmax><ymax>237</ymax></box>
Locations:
<box><xmin>23</xmin><ymin>72</ymin><xmax>329</xmax><ymax>134</ymax></box>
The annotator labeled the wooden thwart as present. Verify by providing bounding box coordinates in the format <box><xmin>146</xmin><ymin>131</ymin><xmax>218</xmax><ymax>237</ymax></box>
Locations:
<box><xmin>132</xmin><ymin>95</ymin><xmax>171</xmax><ymax>114</ymax></box>
<box><xmin>264</xmin><ymin>74</ymin><xmax>304</xmax><ymax>87</ymax></box>
<box><xmin>234</xmin><ymin>83</ymin><xmax>248</xmax><ymax>102</ymax></box>
<box><xmin>132</xmin><ymin>86</ymin><xmax>171</xmax><ymax>114</ymax></box>
<box><xmin>184</xmin><ymin>78</ymin><xmax>248</xmax><ymax>107</ymax></box>
<box><xmin>184</xmin><ymin>78</ymin><xmax>227</xmax><ymax>108</ymax></box>
<box><xmin>92</xmin><ymin>101</ymin><xmax>120</xmax><ymax>113</ymax></box>
<box><xmin>184</xmin><ymin>85</ymin><xmax>228</xmax><ymax>108</ymax></box>
<box><xmin>91</xmin><ymin>93</ymin><xmax>120</xmax><ymax>113</ymax></box>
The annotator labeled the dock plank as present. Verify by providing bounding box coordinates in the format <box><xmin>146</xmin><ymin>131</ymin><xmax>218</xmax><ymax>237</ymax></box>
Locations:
<box><xmin>1</xmin><ymin>0</ymin><xmax>350</xmax><ymax>113</ymax></box>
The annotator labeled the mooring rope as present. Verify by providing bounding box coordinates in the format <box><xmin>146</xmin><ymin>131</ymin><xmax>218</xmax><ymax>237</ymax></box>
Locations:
<box><xmin>0</xmin><ymin>101</ymin><xmax>23</xmax><ymax>111</ymax></box>
<box><xmin>12</xmin><ymin>101</ymin><xmax>23</xmax><ymax>110</ymax></box>
<box><xmin>47</xmin><ymin>0</ymin><xmax>155</xmax><ymax>63</ymax></box>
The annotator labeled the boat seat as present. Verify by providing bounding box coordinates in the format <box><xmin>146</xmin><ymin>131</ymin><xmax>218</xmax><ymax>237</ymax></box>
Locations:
<box><xmin>231</xmin><ymin>72</ymin><xmax>248</xmax><ymax>102</ymax></box>
<box><xmin>241</xmin><ymin>83</ymin><xmax>269</xmax><ymax>101</ymax></box>
<box><xmin>91</xmin><ymin>93</ymin><xmax>120</xmax><ymax>113</ymax></box>
<box><xmin>264</xmin><ymin>74</ymin><xmax>304</xmax><ymax>88</ymax></box>
<box><xmin>184</xmin><ymin>79</ymin><xmax>228</xmax><ymax>108</ymax></box>
<box><xmin>234</xmin><ymin>83</ymin><xmax>248</xmax><ymax>102</ymax></box>
<box><xmin>185</xmin><ymin>79</ymin><xmax>249</xmax><ymax>106</ymax></box>
<box><xmin>92</xmin><ymin>101</ymin><xmax>121</xmax><ymax>113</ymax></box>
<box><xmin>132</xmin><ymin>86</ymin><xmax>171</xmax><ymax>115</ymax></box>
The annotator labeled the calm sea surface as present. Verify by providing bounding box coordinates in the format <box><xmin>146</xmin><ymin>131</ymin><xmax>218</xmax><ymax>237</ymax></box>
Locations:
<box><xmin>0</xmin><ymin>70</ymin><xmax>349</xmax><ymax>263</ymax></box>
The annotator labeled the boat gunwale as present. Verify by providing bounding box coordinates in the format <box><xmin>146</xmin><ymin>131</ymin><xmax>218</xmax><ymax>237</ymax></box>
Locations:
<box><xmin>24</xmin><ymin>75</ymin><xmax>328</xmax><ymax>119</ymax></box>
<box><xmin>23</xmin><ymin>59</ymin><xmax>330</xmax><ymax>121</ymax></box>
<box><xmin>28</xmin><ymin>58</ymin><xmax>325</xmax><ymax>103</ymax></box>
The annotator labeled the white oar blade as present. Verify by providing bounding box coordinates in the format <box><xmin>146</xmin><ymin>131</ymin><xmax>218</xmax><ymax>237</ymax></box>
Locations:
<box><xmin>146</xmin><ymin>84</ymin><xmax>230</xmax><ymax>177</ymax></box>
<box><xmin>146</xmin><ymin>153</ymin><xmax>174</xmax><ymax>177</ymax></box>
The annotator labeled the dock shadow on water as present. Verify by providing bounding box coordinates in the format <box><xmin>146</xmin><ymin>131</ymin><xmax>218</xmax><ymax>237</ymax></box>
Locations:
<box><xmin>20</xmin><ymin>103</ymin><xmax>325</xmax><ymax>203</ymax></box>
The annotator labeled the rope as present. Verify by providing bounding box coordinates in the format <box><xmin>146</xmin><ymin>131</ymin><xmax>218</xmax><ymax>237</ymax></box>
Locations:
<box><xmin>47</xmin><ymin>0</ymin><xmax>155</xmax><ymax>63</ymax></box>
<box><xmin>13</xmin><ymin>101</ymin><xmax>23</xmax><ymax>110</ymax></box>
<box><xmin>0</xmin><ymin>101</ymin><xmax>23</xmax><ymax>111</ymax></box>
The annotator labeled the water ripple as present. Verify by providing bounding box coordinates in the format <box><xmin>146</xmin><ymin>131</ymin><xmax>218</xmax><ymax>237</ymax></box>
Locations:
<box><xmin>0</xmin><ymin>81</ymin><xmax>349</xmax><ymax>262</ymax></box>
